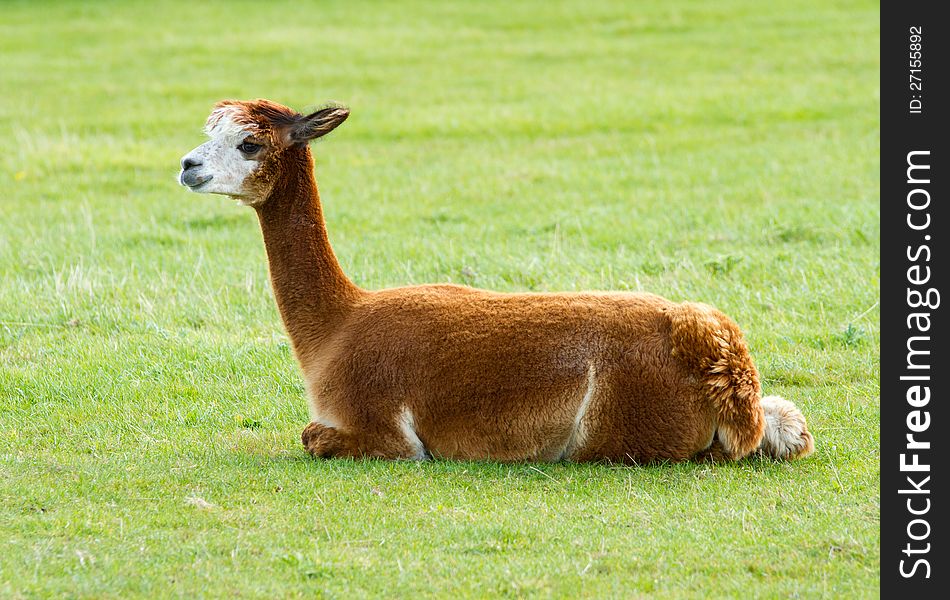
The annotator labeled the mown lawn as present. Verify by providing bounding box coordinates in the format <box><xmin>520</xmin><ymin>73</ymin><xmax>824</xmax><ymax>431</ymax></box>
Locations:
<box><xmin>0</xmin><ymin>0</ymin><xmax>879</xmax><ymax>597</ymax></box>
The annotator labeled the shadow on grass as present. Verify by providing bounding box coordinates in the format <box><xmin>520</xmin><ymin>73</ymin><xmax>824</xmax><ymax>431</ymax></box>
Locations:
<box><xmin>229</xmin><ymin>443</ymin><xmax>803</xmax><ymax>488</ymax></box>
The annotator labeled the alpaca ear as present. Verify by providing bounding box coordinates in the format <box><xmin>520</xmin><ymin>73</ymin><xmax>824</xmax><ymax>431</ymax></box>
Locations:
<box><xmin>289</xmin><ymin>105</ymin><xmax>350</xmax><ymax>143</ymax></box>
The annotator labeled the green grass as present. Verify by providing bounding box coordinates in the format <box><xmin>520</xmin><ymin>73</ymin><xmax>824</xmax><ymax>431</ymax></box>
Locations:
<box><xmin>0</xmin><ymin>0</ymin><xmax>879</xmax><ymax>597</ymax></box>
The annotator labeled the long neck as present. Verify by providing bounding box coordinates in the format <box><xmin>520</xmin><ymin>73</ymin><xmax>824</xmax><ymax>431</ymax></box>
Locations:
<box><xmin>255</xmin><ymin>146</ymin><xmax>362</xmax><ymax>358</ymax></box>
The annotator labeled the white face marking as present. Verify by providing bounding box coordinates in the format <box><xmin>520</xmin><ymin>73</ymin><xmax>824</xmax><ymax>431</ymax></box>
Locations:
<box><xmin>178</xmin><ymin>108</ymin><xmax>261</xmax><ymax>201</ymax></box>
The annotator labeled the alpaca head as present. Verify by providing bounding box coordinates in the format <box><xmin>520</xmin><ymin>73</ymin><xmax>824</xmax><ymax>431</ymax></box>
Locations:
<box><xmin>179</xmin><ymin>99</ymin><xmax>349</xmax><ymax>205</ymax></box>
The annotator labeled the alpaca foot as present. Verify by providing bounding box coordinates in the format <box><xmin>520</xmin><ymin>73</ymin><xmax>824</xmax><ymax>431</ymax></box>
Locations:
<box><xmin>301</xmin><ymin>422</ymin><xmax>344</xmax><ymax>458</ymax></box>
<box><xmin>758</xmin><ymin>396</ymin><xmax>815</xmax><ymax>460</ymax></box>
<box><xmin>694</xmin><ymin>438</ymin><xmax>730</xmax><ymax>463</ymax></box>
<box><xmin>301</xmin><ymin>421</ymin><xmax>425</xmax><ymax>460</ymax></box>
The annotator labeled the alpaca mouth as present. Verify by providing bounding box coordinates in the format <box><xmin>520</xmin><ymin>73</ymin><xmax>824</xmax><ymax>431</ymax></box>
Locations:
<box><xmin>180</xmin><ymin>171</ymin><xmax>213</xmax><ymax>189</ymax></box>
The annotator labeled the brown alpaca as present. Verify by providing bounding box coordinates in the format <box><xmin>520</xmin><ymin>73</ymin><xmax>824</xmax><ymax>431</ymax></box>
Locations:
<box><xmin>178</xmin><ymin>99</ymin><xmax>814</xmax><ymax>463</ymax></box>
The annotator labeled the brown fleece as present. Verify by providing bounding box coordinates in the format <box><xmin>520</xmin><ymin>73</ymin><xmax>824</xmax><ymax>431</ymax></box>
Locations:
<box><xmin>202</xmin><ymin>99</ymin><xmax>809</xmax><ymax>464</ymax></box>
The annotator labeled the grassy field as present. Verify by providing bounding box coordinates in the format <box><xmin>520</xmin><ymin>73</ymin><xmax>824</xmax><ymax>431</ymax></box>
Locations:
<box><xmin>0</xmin><ymin>0</ymin><xmax>879</xmax><ymax>597</ymax></box>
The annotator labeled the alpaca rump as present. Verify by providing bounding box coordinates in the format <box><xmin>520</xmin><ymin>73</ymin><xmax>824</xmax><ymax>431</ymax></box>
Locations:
<box><xmin>178</xmin><ymin>98</ymin><xmax>815</xmax><ymax>464</ymax></box>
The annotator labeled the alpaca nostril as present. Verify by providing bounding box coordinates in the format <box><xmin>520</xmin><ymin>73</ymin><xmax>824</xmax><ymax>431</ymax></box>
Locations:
<box><xmin>181</xmin><ymin>157</ymin><xmax>202</xmax><ymax>171</ymax></box>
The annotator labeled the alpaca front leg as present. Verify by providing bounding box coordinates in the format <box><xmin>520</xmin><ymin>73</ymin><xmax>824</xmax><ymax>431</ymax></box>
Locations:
<box><xmin>301</xmin><ymin>420</ymin><xmax>428</xmax><ymax>460</ymax></box>
<box><xmin>301</xmin><ymin>422</ymin><xmax>347</xmax><ymax>458</ymax></box>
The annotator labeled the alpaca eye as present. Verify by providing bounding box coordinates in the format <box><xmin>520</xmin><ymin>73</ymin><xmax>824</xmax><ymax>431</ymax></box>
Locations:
<box><xmin>237</xmin><ymin>141</ymin><xmax>262</xmax><ymax>154</ymax></box>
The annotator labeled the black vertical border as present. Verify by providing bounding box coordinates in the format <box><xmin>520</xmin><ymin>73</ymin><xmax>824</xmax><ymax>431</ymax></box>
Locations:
<box><xmin>882</xmin><ymin>1</ymin><xmax>947</xmax><ymax>596</ymax></box>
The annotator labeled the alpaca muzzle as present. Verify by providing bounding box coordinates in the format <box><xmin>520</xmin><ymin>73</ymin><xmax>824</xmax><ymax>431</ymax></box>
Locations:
<box><xmin>180</xmin><ymin>169</ymin><xmax>213</xmax><ymax>189</ymax></box>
